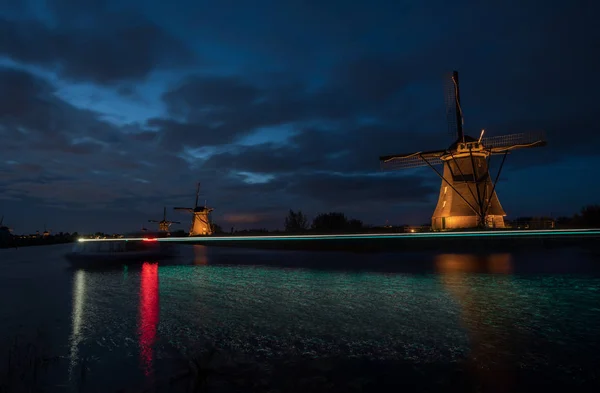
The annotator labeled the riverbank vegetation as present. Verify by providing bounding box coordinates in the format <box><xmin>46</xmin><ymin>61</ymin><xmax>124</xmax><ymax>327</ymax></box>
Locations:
<box><xmin>2</xmin><ymin>204</ymin><xmax>598</xmax><ymax>248</ymax></box>
<box><xmin>213</xmin><ymin>204</ymin><xmax>600</xmax><ymax>236</ymax></box>
<box><xmin>0</xmin><ymin>232</ymin><xmax>78</xmax><ymax>249</ymax></box>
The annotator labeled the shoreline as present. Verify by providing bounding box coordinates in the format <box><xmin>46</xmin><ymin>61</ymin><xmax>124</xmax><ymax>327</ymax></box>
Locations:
<box><xmin>0</xmin><ymin>238</ymin><xmax>74</xmax><ymax>249</ymax></box>
<box><xmin>165</xmin><ymin>229</ymin><xmax>600</xmax><ymax>253</ymax></box>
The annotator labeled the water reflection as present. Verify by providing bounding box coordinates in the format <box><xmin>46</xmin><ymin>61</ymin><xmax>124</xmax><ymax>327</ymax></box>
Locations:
<box><xmin>138</xmin><ymin>262</ymin><xmax>159</xmax><ymax>376</ymax></box>
<box><xmin>435</xmin><ymin>253</ymin><xmax>513</xmax><ymax>274</ymax></box>
<box><xmin>193</xmin><ymin>245</ymin><xmax>208</xmax><ymax>265</ymax></box>
<box><xmin>436</xmin><ymin>253</ymin><xmax>517</xmax><ymax>393</ymax></box>
<box><xmin>68</xmin><ymin>270</ymin><xmax>86</xmax><ymax>380</ymax></box>
<box><xmin>60</xmin><ymin>248</ymin><xmax>600</xmax><ymax>391</ymax></box>
<box><xmin>68</xmin><ymin>262</ymin><xmax>161</xmax><ymax>380</ymax></box>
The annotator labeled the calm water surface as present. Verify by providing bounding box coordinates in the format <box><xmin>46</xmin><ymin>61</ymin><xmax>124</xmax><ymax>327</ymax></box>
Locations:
<box><xmin>0</xmin><ymin>244</ymin><xmax>599</xmax><ymax>391</ymax></box>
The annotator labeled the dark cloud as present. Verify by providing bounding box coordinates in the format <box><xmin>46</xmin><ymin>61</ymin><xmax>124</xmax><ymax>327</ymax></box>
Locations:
<box><xmin>153</xmin><ymin>75</ymin><xmax>312</xmax><ymax>148</ymax></box>
<box><xmin>200</xmin><ymin>125</ymin><xmax>455</xmax><ymax>176</ymax></box>
<box><xmin>0</xmin><ymin>5</ymin><xmax>194</xmax><ymax>85</ymax></box>
<box><xmin>148</xmin><ymin>119</ymin><xmax>229</xmax><ymax>149</ymax></box>
<box><xmin>163</xmin><ymin>75</ymin><xmax>263</xmax><ymax>117</ymax></box>
<box><xmin>0</xmin><ymin>67</ymin><xmax>199</xmax><ymax>227</ymax></box>
<box><xmin>0</xmin><ymin>66</ymin><xmax>122</xmax><ymax>153</ymax></box>
<box><xmin>151</xmin><ymin>67</ymin><xmax>435</xmax><ymax>152</ymax></box>
<box><xmin>1</xmin><ymin>0</ymin><xmax>599</xmax><ymax>233</ymax></box>
<box><xmin>286</xmin><ymin>172</ymin><xmax>435</xmax><ymax>207</ymax></box>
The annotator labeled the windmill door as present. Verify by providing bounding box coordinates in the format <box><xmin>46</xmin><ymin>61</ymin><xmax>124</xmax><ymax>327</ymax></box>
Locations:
<box><xmin>441</xmin><ymin>217</ymin><xmax>446</xmax><ymax>229</ymax></box>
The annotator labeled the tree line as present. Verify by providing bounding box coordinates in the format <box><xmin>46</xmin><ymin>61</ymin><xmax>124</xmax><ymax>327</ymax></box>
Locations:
<box><xmin>284</xmin><ymin>210</ymin><xmax>364</xmax><ymax>233</ymax></box>
<box><xmin>556</xmin><ymin>204</ymin><xmax>600</xmax><ymax>228</ymax></box>
<box><xmin>280</xmin><ymin>205</ymin><xmax>600</xmax><ymax>233</ymax></box>
<box><xmin>0</xmin><ymin>231</ymin><xmax>79</xmax><ymax>249</ymax></box>
<box><xmin>207</xmin><ymin>204</ymin><xmax>600</xmax><ymax>235</ymax></box>
<box><xmin>208</xmin><ymin>210</ymin><xmax>366</xmax><ymax>235</ymax></box>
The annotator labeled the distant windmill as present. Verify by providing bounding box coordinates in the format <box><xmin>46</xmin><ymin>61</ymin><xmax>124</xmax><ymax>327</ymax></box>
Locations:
<box><xmin>0</xmin><ymin>215</ymin><xmax>14</xmax><ymax>246</ymax></box>
<box><xmin>148</xmin><ymin>206</ymin><xmax>180</xmax><ymax>234</ymax></box>
<box><xmin>174</xmin><ymin>183</ymin><xmax>214</xmax><ymax>236</ymax></box>
<box><xmin>379</xmin><ymin>71</ymin><xmax>547</xmax><ymax>230</ymax></box>
<box><xmin>0</xmin><ymin>215</ymin><xmax>13</xmax><ymax>233</ymax></box>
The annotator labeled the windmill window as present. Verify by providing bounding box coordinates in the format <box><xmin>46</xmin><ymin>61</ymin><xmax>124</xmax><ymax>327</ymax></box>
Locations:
<box><xmin>442</xmin><ymin>201</ymin><xmax>447</xmax><ymax>208</ymax></box>
<box><xmin>444</xmin><ymin>186</ymin><xmax>448</xmax><ymax>195</ymax></box>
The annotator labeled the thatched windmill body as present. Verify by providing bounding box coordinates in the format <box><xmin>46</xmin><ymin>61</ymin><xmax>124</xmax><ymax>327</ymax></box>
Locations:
<box><xmin>379</xmin><ymin>71</ymin><xmax>547</xmax><ymax>230</ymax></box>
<box><xmin>174</xmin><ymin>183</ymin><xmax>214</xmax><ymax>236</ymax></box>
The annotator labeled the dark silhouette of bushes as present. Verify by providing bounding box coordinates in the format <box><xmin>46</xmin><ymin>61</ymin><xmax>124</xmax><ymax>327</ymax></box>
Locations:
<box><xmin>284</xmin><ymin>210</ymin><xmax>309</xmax><ymax>233</ymax></box>
<box><xmin>572</xmin><ymin>204</ymin><xmax>600</xmax><ymax>228</ymax></box>
<box><xmin>311</xmin><ymin>212</ymin><xmax>363</xmax><ymax>233</ymax></box>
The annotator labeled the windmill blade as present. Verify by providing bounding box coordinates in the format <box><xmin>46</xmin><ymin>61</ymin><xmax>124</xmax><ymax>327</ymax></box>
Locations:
<box><xmin>444</xmin><ymin>71</ymin><xmax>464</xmax><ymax>140</ymax></box>
<box><xmin>174</xmin><ymin>207</ymin><xmax>193</xmax><ymax>212</ymax></box>
<box><xmin>148</xmin><ymin>220</ymin><xmax>160</xmax><ymax>223</ymax></box>
<box><xmin>168</xmin><ymin>221</ymin><xmax>181</xmax><ymax>224</ymax></box>
<box><xmin>380</xmin><ymin>150</ymin><xmax>445</xmax><ymax>170</ymax></box>
<box><xmin>194</xmin><ymin>182</ymin><xmax>200</xmax><ymax>208</ymax></box>
<box><xmin>163</xmin><ymin>206</ymin><xmax>167</xmax><ymax>221</ymax></box>
<box><xmin>482</xmin><ymin>131</ymin><xmax>547</xmax><ymax>153</ymax></box>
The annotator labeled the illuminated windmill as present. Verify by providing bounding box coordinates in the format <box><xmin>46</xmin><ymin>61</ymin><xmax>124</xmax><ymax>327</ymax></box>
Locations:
<box><xmin>148</xmin><ymin>207</ymin><xmax>180</xmax><ymax>234</ymax></box>
<box><xmin>174</xmin><ymin>183</ymin><xmax>214</xmax><ymax>236</ymax></box>
<box><xmin>379</xmin><ymin>71</ymin><xmax>547</xmax><ymax>230</ymax></box>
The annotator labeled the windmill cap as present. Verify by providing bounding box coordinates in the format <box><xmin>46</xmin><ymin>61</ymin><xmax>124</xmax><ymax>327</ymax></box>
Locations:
<box><xmin>448</xmin><ymin>134</ymin><xmax>478</xmax><ymax>150</ymax></box>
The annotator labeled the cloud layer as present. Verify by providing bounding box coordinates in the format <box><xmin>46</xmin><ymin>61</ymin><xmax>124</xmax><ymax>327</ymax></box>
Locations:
<box><xmin>1</xmin><ymin>0</ymin><xmax>599</xmax><ymax>233</ymax></box>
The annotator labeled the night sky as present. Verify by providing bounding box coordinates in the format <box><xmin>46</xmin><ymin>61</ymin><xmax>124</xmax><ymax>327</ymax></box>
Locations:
<box><xmin>1</xmin><ymin>0</ymin><xmax>599</xmax><ymax>234</ymax></box>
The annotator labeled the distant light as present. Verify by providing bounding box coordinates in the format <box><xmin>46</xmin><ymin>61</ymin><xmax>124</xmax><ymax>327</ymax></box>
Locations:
<box><xmin>410</xmin><ymin>229</ymin><xmax>415</xmax><ymax>233</ymax></box>
<box><xmin>77</xmin><ymin>238</ymin><xmax>84</xmax><ymax>242</ymax></box>
<box><xmin>142</xmin><ymin>238</ymin><xmax>158</xmax><ymax>242</ymax></box>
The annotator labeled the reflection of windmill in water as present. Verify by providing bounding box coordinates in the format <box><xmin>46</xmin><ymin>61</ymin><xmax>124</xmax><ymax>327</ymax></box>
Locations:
<box><xmin>435</xmin><ymin>254</ymin><xmax>519</xmax><ymax>392</ymax></box>
<box><xmin>193</xmin><ymin>245</ymin><xmax>209</xmax><ymax>265</ymax></box>
<box><xmin>148</xmin><ymin>207</ymin><xmax>180</xmax><ymax>234</ymax></box>
<box><xmin>379</xmin><ymin>71</ymin><xmax>547</xmax><ymax>230</ymax></box>
<box><xmin>174</xmin><ymin>182</ymin><xmax>214</xmax><ymax>236</ymax></box>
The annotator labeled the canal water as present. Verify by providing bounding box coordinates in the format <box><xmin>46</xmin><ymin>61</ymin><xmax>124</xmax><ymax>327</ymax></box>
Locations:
<box><xmin>0</xmin><ymin>244</ymin><xmax>599</xmax><ymax>392</ymax></box>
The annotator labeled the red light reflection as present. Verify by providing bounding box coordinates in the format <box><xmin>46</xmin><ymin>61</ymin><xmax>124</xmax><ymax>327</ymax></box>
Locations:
<box><xmin>138</xmin><ymin>262</ymin><xmax>159</xmax><ymax>376</ymax></box>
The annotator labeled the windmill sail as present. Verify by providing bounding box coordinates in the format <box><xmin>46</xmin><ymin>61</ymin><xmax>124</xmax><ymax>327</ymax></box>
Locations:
<box><xmin>377</xmin><ymin>70</ymin><xmax>547</xmax><ymax>230</ymax></box>
<box><xmin>174</xmin><ymin>182</ymin><xmax>214</xmax><ymax>236</ymax></box>
<box><xmin>380</xmin><ymin>149</ymin><xmax>445</xmax><ymax>170</ymax></box>
<box><xmin>194</xmin><ymin>183</ymin><xmax>200</xmax><ymax>208</ymax></box>
<box><xmin>148</xmin><ymin>206</ymin><xmax>180</xmax><ymax>232</ymax></box>
<box><xmin>482</xmin><ymin>131</ymin><xmax>547</xmax><ymax>152</ymax></box>
<box><xmin>380</xmin><ymin>130</ymin><xmax>547</xmax><ymax>170</ymax></box>
<box><xmin>444</xmin><ymin>71</ymin><xmax>464</xmax><ymax>141</ymax></box>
